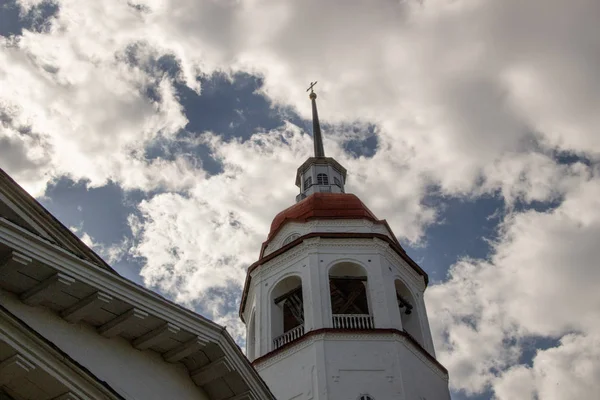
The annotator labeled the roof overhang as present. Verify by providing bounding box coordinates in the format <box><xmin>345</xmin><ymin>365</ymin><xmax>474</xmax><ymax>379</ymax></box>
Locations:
<box><xmin>0</xmin><ymin>217</ymin><xmax>275</xmax><ymax>400</ymax></box>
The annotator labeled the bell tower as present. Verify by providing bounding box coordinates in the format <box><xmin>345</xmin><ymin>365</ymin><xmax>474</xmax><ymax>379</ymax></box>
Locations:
<box><xmin>239</xmin><ymin>84</ymin><xmax>451</xmax><ymax>400</ymax></box>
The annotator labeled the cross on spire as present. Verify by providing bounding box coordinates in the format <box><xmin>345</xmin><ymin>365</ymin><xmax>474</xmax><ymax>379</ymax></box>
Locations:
<box><xmin>307</xmin><ymin>81</ymin><xmax>325</xmax><ymax>157</ymax></box>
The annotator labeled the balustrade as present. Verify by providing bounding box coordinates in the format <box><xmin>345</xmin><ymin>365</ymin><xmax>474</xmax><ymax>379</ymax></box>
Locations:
<box><xmin>273</xmin><ymin>324</ymin><xmax>305</xmax><ymax>350</ymax></box>
<box><xmin>332</xmin><ymin>314</ymin><xmax>374</xmax><ymax>330</ymax></box>
<box><xmin>271</xmin><ymin>315</ymin><xmax>375</xmax><ymax>351</ymax></box>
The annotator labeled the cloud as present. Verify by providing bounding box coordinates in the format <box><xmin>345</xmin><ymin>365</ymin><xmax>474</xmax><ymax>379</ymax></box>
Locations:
<box><xmin>0</xmin><ymin>9</ymin><xmax>191</xmax><ymax>194</ymax></box>
<box><xmin>493</xmin><ymin>334</ymin><xmax>600</xmax><ymax>400</ymax></box>
<box><xmin>427</xmin><ymin>171</ymin><xmax>600</xmax><ymax>397</ymax></box>
<box><xmin>3</xmin><ymin>0</ymin><xmax>598</xmax><ymax>203</ymax></box>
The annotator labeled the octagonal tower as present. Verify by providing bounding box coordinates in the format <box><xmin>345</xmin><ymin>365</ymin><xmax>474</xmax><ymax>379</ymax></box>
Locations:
<box><xmin>239</xmin><ymin>85</ymin><xmax>450</xmax><ymax>400</ymax></box>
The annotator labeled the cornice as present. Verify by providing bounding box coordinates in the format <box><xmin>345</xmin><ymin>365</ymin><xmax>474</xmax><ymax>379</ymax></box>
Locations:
<box><xmin>251</xmin><ymin>328</ymin><xmax>448</xmax><ymax>379</ymax></box>
<box><xmin>383</xmin><ymin>246</ymin><xmax>425</xmax><ymax>291</ymax></box>
<box><xmin>0</xmin><ymin>218</ymin><xmax>224</xmax><ymax>337</ymax></box>
<box><xmin>253</xmin><ymin>332</ymin><xmax>324</xmax><ymax>371</ymax></box>
<box><xmin>0</xmin><ymin>218</ymin><xmax>275</xmax><ymax>400</ymax></box>
<box><xmin>266</xmin><ymin>219</ymin><xmax>392</xmax><ymax>256</ymax></box>
<box><xmin>260</xmin><ymin>210</ymin><xmax>404</xmax><ymax>259</ymax></box>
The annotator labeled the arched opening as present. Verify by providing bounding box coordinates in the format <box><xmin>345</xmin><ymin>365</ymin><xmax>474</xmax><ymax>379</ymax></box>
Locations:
<box><xmin>282</xmin><ymin>233</ymin><xmax>300</xmax><ymax>247</ymax></box>
<box><xmin>270</xmin><ymin>276</ymin><xmax>305</xmax><ymax>350</ymax></box>
<box><xmin>329</xmin><ymin>262</ymin><xmax>373</xmax><ymax>329</ymax></box>
<box><xmin>247</xmin><ymin>310</ymin><xmax>256</xmax><ymax>361</ymax></box>
<box><xmin>317</xmin><ymin>173</ymin><xmax>329</xmax><ymax>185</ymax></box>
<box><xmin>395</xmin><ymin>279</ymin><xmax>424</xmax><ymax>346</ymax></box>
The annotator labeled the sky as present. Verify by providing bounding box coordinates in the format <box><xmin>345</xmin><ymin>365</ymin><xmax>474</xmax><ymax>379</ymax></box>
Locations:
<box><xmin>1</xmin><ymin>0</ymin><xmax>600</xmax><ymax>398</ymax></box>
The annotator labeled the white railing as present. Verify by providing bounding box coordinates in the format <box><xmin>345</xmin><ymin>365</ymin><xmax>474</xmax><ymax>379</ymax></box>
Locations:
<box><xmin>273</xmin><ymin>324</ymin><xmax>305</xmax><ymax>350</ymax></box>
<box><xmin>332</xmin><ymin>314</ymin><xmax>374</xmax><ymax>330</ymax></box>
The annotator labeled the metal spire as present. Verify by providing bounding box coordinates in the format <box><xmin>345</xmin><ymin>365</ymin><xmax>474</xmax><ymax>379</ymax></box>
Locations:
<box><xmin>307</xmin><ymin>81</ymin><xmax>325</xmax><ymax>157</ymax></box>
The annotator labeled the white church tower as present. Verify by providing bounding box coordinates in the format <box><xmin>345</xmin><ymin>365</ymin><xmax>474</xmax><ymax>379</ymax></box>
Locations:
<box><xmin>239</xmin><ymin>84</ymin><xmax>451</xmax><ymax>400</ymax></box>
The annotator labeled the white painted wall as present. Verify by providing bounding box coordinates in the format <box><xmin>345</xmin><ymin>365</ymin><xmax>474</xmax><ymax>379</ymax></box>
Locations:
<box><xmin>256</xmin><ymin>333</ymin><xmax>450</xmax><ymax>400</ymax></box>
<box><xmin>255</xmin><ymin>343</ymin><xmax>319</xmax><ymax>400</ymax></box>
<box><xmin>1</xmin><ymin>290</ymin><xmax>209</xmax><ymax>400</ymax></box>
<box><xmin>246</xmin><ymin>235</ymin><xmax>434</xmax><ymax>357</ymax></box>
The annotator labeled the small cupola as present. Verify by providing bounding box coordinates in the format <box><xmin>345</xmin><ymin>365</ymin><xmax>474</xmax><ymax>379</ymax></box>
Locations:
<box><xmin>295</xmin><ymin>82</ymin><xmax>347</xmax><ymax>202</ymax></box>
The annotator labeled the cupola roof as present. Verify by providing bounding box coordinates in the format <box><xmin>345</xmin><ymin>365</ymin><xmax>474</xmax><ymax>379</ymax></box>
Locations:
<box><xmin>267</xmin><ymin>192</ymin><xmax>377</xmax><ymax>241</ymax></box>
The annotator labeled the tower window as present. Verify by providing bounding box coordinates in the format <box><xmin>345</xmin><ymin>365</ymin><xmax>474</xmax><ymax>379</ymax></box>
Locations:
<box><xmin>271</xmin><ymin>276</ymin><xmax>305</xmax><ymax>350</ymax></box>
<box><xmin>329</xmin><ymin>262</ymin><xmax>373</xmax><ymax>328</ymax></box>
<box><xmin>334</xmin><ymin>177</ymin><xmax>341</xmax><ymax>187</ymax></box>
<box><xmin>317</xmin><ymin>173</ymin><xmax>329</xmax><ymax>185</ymax></box>
<box><xmin>359</xmin><ymin>395</ymin><xmax>374</xmax><ymax>400</ymax></box>
<box><xmin>304</xmin><ymin>176</ymin><xmax>313</xmax><ymax>190</ymax></box>
<box><xmin>395</xmin><ymin>279</ymin><xmax>424</xmax><ymax>347</ymax></box>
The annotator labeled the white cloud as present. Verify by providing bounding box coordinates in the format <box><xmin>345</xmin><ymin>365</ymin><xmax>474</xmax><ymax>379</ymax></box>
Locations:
<box><xmin>427</xmin><ymin>172</ymin><xmax>600</xmax><ymax>397</ymax></box>
<box><xmin>493</xmin><ymin>333</ymin><xmax>600</xmax><ymax>400</ymax></box>
<box><xmin>0</xmin><ymin>12</ymin><xmax>191</xmax><ymax>194</ymax></box>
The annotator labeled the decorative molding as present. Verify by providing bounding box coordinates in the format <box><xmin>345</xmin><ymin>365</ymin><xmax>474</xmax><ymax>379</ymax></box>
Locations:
<box><xmin>258</xmin><ymin>244</ymin><xmax>312</xmax><ymax>279</ymax></box>
<box><xmin>252</xmin><ymin>328</ymin><xmax>448</xmax><ymax>379</ymax></box>
<box><xmin>163</xmin><ymin>336</ymin><xmax>209</xmax><ymax>363</ymax></box>
<box><xmin>0</xmin><ymin>250</ymin><xmax>32</xmax><ymax>268</ymax></box>
<box><xmin>265</xmin><ymin>220</ymin><xmax>395</xmax><ymax>256</ymax></box>
<box><xmin>20</xmin><ymin>273</ymin><xmax>75</xmax><ymax>306</ymax></box>
<box><xmin>61</xmin><ymin>292</ymin><xmax>112</xmax><ymax>323</ymax></box>
<box><xmin>253</xmin><ymin>333</ymin><xmax>324</xmax><ymax>371</ymax></box>
<box><xmin>98</xmin><ymin>308</ymin><xmax>149</xmax><ymax>338</ymax></box>
<box><xmin>255</xmin><ymin>237</ymin><xmax>390</xmax><ymax>288</ymax></box>
<box><xmin>132</xmin><ymin>323</ymin><xmax>180</xmax><ymax>350</ymax></box>
<box><xmin>191</xmin><ymin>356</ymin><xmax>232</xmax><ymax>386</ymax></box>
<box><xmin>0</xmin><ymin>353</ymin><xmax>36</xmax><ymax>385</ymax></box>
<box><xmin>260</xmin><ymin>237</ymin><xmax>379</xmax><ymax>276</ymax></box>
<box><xmin>384</xmin><ymin>248</ymin><xmax>425</xmax><ymax>290</ymax></box>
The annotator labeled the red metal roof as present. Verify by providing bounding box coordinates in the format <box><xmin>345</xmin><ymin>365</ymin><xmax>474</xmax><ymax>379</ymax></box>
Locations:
<box><xmin>267</xmin><ymin>193</ymin><xmax>379</xmax><ymax>241</ymax></box>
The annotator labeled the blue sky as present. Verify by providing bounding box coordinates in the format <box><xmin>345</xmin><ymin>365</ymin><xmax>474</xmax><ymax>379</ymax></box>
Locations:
<box><xmin>1</xmin><ymin>0</ymin><xmax>600</xmax><ymax>399</ymax></box>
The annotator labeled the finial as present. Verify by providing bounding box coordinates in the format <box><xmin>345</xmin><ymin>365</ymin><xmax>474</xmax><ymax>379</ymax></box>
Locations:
<box><xmin>307</xmin><ymin>81</ymin><xmax>318</xmax><ymax>100</ymax></box>
<box><xmin>307</xmin><ymin>81</ymin><xmax>325</xmax><ymax>157</ymax></box>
